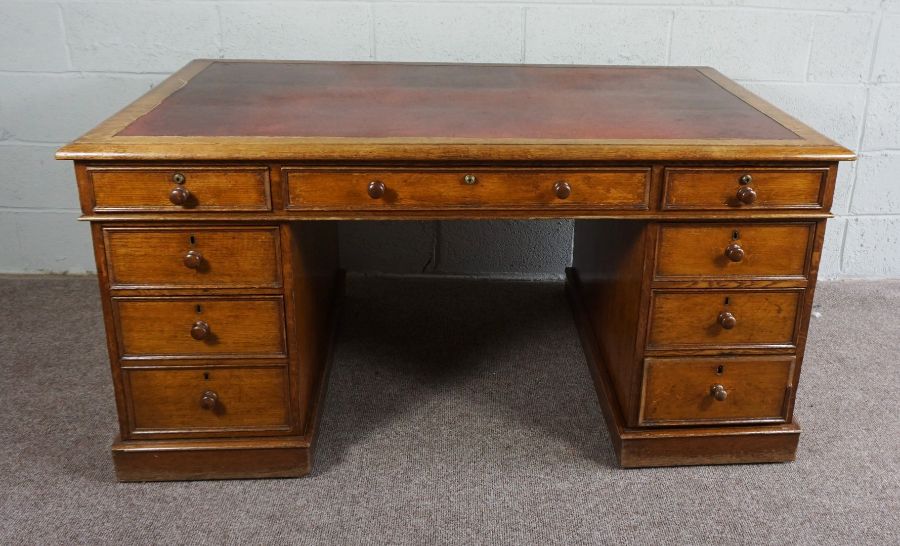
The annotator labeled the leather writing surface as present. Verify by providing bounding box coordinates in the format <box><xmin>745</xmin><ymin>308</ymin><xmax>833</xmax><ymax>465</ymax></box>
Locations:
<box><xmin>119</xmin><ymin>62</ymin><xmax>800</xmax><ymax>141</ymax></box>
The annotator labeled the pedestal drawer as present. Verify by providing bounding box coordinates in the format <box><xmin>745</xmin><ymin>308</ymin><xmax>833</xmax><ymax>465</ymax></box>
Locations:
<box><xmin>124</xmin><ymin>367</ymin><xmax>291</xmax><ymax>436</ymax></box>
<box><xmin>654</xmin><ymin>223</ymin><xmax>814</xmax><ymax>280</ymax></box>
<box><xmin>104</xmin><ymin>226</ymin><xmax>282</xmax><ymax>289</ymax></box>
<box><xmin>647</xmin><ymin>290</ymin><xmax>802</xmax><ymax>351</ymax></box>
<box><xmin>88</xmin><ymin>166</ymin><xmax>271</xmax><ymax>212</ymax></box>
<box><xmin>113</xmin><ymin>296</ymin><xmax>286</xmax><ymax>358</ymax></box>
<box><xmin>662</xmin><ymin>168</ymin><xmax>827</xmax><ymax>210</ymax></box>
<box><xmin>640</xmin><ymin>356</ymin><xmax>794</xmax><ymax>426</ymax></box>
<box><xmin>284</xmin><ymin>168</ymin><xmax>650</xmax><ymax>210</ymax></box>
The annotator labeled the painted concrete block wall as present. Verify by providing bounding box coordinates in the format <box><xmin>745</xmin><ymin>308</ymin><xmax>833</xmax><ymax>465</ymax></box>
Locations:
<box><xmin>0</xmin><ymin>0</ymin><xmax>898</xmax><ymax>278</ymax></box>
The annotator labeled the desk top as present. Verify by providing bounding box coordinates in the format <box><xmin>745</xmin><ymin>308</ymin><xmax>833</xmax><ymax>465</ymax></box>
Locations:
<box><xmin>58</xmin><ymin>60</ymin><xmax>854</xmax><ymax>162</ymax></box>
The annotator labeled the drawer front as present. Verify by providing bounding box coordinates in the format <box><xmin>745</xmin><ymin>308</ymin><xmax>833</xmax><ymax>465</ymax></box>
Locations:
<box><xmin>125</xmin><ymin>367</ymin><xmax>291</xmax><ymax>436</ymax></box>
<box><xmin>284</xmin><ymin>168</ymin><xmax>650</xmax><ymax>210</ymax></box>
<box><xmin>114</xmin><ymin>297</ymin><xmax>286</xmax><ymax>358</ymax></box>
<box><xmin>655</xmin><ymin>223</ymin><xmax>813</xmax><ymax>280</ymax></box>
<box><xmin>104</xmin><ymin>227</ymin><xmax>282</xmax><ymax>289</ymax></box>
<box><xmin>662</xmin><ymin>168</ymin><xmax>827</xmax><ymax>210</ymax></box>
<box><xmin>640</xmin><ymin>356</ymin><xmax>794</xmax><ymax>426</ymax></box>
<box><xmin>647</xmin><ymin>290</ymin><xmax>802</xmax><ymax>350</ymax></box>
<box><xmin>89</xmin><ymin>166</ymin><xmax>271</xmax><ymax>212</ymax></box>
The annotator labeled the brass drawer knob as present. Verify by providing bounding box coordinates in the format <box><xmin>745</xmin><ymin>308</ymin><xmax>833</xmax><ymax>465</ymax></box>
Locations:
<box><xmin>191</xmin><ymin>320</ymin><xmax>210</xmax><ymax>340</ymax></box>
<box><xmin>554</xmin><ymin>181</ymin><xmax>571</xmax><ymax>199</ymax></box>
<box><xmin>367</xmin><ymin>180</ymin><xmax>385</xmax><ymax>199</ymax></box>
<box><xmin>183</xmin><ymin>250</ymin><xmax>203</xmax><ymax>269</ymax></box>
<box><xmin>736</xmin><ymin>185</ymin><xmax>757</xmax><ymax>205</ymax></box>
<box><xmin>711</xmin><ymin>384</ymin><xmax>728</xmax><ymax>401</ymax></box>
<box><xmin>724</xmin><ymin>242</ymin><xmax>745</xmax><ymax>262</ymax></box>
<box><xmin>717</xmin><ymin>311</ymin><xmax>737</xmax><ymax>330</ymax></box>
<box><xmin>200</xmin><ymin>390</ymin><xmax>218</xmax><ymax>410</ymax></box>
<box><xmin>463</xmin><ymin>174</ymin><xmax>478</xmax><ymax>185</ymax></box>
<box><xmin>169</xmin><ymin>186</ymin><xmax>191</xmax><ymax>206</ymax></box>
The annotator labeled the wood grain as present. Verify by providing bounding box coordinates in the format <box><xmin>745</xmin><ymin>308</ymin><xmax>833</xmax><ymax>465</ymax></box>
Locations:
<box><xmin>113</xmin><ymin>296</ymin><xmax>286</xmax><ymax>358</ymax></box>
<box><xmin>640</xmin><ymin>356</ymin><xmax>794</xmax><ymax>426</ymax></box>
<box><xmin>285</xmin><ymin>168</ymin><xmax>651</xmax><ymax>211</ymax></box>
<box><xmin>662</xmin><ymin>167</ymin><xmax>827</xmax><ymax>210</ymax></box>
<box><xmin>103</xmin><ymin>226</ymin><xmax>282</xmax><ymax>289</ymax></box>
<box><xmin>125</xmin><ymin>366</ymin><xmax>291</xmax><ymax>436</ymax></box>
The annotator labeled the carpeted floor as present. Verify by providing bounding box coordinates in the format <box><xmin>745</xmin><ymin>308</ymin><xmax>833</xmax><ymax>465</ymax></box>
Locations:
<box><xmin>0</xmin><ymin>275</ymin><xmax>897</xmax><ymax>545</ymax></box>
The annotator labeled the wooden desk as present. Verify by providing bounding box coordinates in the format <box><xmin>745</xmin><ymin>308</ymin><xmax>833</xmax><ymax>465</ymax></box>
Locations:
<box><xmin>57</xmin><ymin>60</ymin><xmax>854</xmax><ymax>481</ymax></box>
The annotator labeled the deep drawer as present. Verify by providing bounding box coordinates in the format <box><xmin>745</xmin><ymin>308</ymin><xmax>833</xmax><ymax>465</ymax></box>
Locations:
<box><xmin>646</xmin><ymin>290</ymin><xmax>802</xmax><ymax>351</ymax></box>
<box><xmin>640</xmin><ymin>356</ymin><xmax>794</xmax><ymax>426</ymax></box>
<box><xmin>662</xmin><ymin>168</ymin><xmax>827</xmax><ymax>210</ymax></box>
<box><xmin>113</xmin><ymin>296</ymin><xmax>286</xmax><ymax>358</ymax></box>
<box><xmin>104</xmin><ymin>226</ymin><xmax>282</xmax><ymax>289</ymax></box>
<box><xmin>654</xmin><ymin>223</ymin><xmax>814</xmax><ymax>280</ymax></box>
<box><xmin>284</xmin><ymin>168</ymin><xmax>650</xmax><ymax>211</ymax></box>
<box><xmin>124</xmin><ymin>366</ymin><xmax>291</xmax><ymax>436</ymax></box>
<box><xmin>88</xmin><ymin>166</ymin><xmax>271</xmax><ymax>212</ymax></box>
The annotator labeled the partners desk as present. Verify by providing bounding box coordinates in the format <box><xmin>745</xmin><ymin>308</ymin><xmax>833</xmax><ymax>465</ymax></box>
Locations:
<box><xmin>57</xmin><ymin>61</ymin><xmax>854</xmax><ymax>481</ymax></box>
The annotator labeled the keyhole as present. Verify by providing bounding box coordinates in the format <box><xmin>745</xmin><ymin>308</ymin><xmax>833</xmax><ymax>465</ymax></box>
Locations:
<box><xmin>732</xmin><ymin>229</ymin><xmax>740</xmax><ymax>240</ymax></box>
<box><xmin>189</xmin><ymin>234</ymin><xmax>196</xmax><ymax>246</ymax></box>
<box><xmin>195</xmin><ymin>304</ymin><xmax>202</xmax><ymax>313</ymax></box>
<box><xmin>724</xmin><ymin>296</ymin><xmax>730</xmax><ymax>306</ymax></box>
<box><xmin>716</xmin><ymin>365</ymin><xmax>725</xmax><ymax>375</ymax></box>
<box><xmin>203</xmin><ymin>372</ymin><xmax>210</xmax><ymax>380</ymax></box>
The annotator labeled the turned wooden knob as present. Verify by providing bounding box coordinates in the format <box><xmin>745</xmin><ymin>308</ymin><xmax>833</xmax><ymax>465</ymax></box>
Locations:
<box><xmin>711</xmin><ymin>384</ymin><xmax>728</xmax><ymax>401</ymax></box>
<box><xmin>200</xmin><ymin>390</ymin><xmax>218</xmax><ymax>410</ymax></box>
<box><xmin>191</xmin><ymin>320</ymin><xmax>210</xmax><ymax>340</ymax></box>
<box><xmin>724</xmin><ymin>242</ymin><xmax>745</xmax><ymax>262</ymax></box>
<box><xmin>718</xmin><ymin>311</ymin><xmax>737</xmax><ymax>330</ymax></box>
<box><xmin>169</xmin><ymin>186</ymin><xmax>191</xmax><ymax>206</ymax></box>
<box><xmin>367</xmin><ymin>180</ymin><xmax>385</xmax><ymax>199</ymax></box>
<box><xmin>554</xmin><ymin>181</ymin><xmax>571</xmax><ymax>199</ymax></box>
<box><xmin>183</xmin><ymin>250</ymin><xmax>203</xmax><ymax>269</ymax></box>
<box><xmin>736</xmin><ymin>185</ymin><xmax>757</xmax><ymax>205</ymax></box>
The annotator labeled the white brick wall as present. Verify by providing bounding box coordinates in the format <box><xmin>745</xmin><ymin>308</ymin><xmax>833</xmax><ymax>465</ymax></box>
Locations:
<box><xmin>0</xmin><ymin>0</ymin><xmax>898</xmax><ymax>278</ymax></box>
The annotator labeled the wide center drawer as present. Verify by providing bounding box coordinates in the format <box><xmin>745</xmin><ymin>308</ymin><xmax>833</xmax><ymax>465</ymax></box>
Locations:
<box><xmin>88</xmin><ymin>166</ymin><xmax>271</xmax><ymax>212</ymax></box>
<box><xmin>654</xmin><ymin>223</ymin><xmax>814</xmax><ymax>280</ymax></box>
<box><xmin>647</xmin><ymin>290</ymin><xmax>802</xmax><ymax>351</ymax></box>
<box><xmin>104</xmin><ymin>226</ymin><xmax>282</xmax><ymax>289</ymax></box>
<box><xmin>113</xmin><ymin>296</ymin><xmax>286</xmax><ymax>358</ymax></box>
<box><xmin>284</xmin><ymin>168</ymin><xmax>650</xmax><ymax>210</ymax></box>
<box><xmin>124</xmin><ymin>367</ymin><xmax>291</xmax><ymax>436</ymax></box>
<box><xmin>640</xmin><ymin>356</ymin><xmax>794</xmax><ymax>426</ymax></box>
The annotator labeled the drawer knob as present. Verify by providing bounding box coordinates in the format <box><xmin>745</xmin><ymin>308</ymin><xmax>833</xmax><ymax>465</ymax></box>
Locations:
<box><xmin>553</xmin><ymin>181</ymin><xmax>571</xmax><ymax>199</ymax></box>
<box><xmin>367</xmin><ymin>180</ymin><xmax>385</xmax><ymax>199</ymax></box>
<box><xmin>463</xmin><ymin>174</ymin><xmax>478</xmax><ymax>185</ymax></box>
<box><xmin>200</xmin><ymin>390</ymin><xmax>218</xmax><ymax>410</ymax></box>
<box><xmin>717</xmin><ymin>311</ymin><xmax>737</xmax><ymax>330</ymax></box>
<box><xmin>183</xmin><ymin>250</ymin><xmax>203</xmax><ymax>269</ymax></box>
<box><xmin>169</xmin><ymin>186</ymin><xmax>191</xmax><ymax>206</ymax></box>
<box><xmin>711</xmin><ymin>384</ymin><xmax>728</xmax><ymax>401</ymax></box>
<box><xmin>173</xmin><ymin>172</ymin><xmax>186</xmax><ymax>184</ymax></box>
<box><xmin>724</xmin><ymin>242</ymin><xmax>745</xmax><ymax>262</ymax></box>
<box><xmin>736</xmin><ymin>185</ymin><xmax>757</xmax><ymax>205</ymax></box>
<box><xmin>190</xmin><ymin>320</ymin><xmax>210</xmax><ymax>340</ymax></box>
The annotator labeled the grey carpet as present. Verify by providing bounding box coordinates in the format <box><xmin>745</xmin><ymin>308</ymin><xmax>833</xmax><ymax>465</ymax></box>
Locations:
<box><xmin>0</xmin><ymin>275</ymin><xmax>897</xmax><ymax>545</ymax></box>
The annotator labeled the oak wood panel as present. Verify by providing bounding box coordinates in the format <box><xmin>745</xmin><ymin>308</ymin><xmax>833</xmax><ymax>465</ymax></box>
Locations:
<box><xmin>662</xmin><ymin>168</ymin><xmax>827</xmax><ymax>210</ymax></box>
<box><xmin>124</xmin><ymin>367</ymin><xmax>291</xmax><ymax>437</ymax></box>
<box><xmin>647</xmin><ymin>290</ymin><xmax>802</xmax><ymax>350</ymax></box>
<box><xmin>88</xmin><ymin>166</ymin><xmax>271</xmax><ymax>212</ymax></box>
<box><xmin>571</xmin><ymin>222</ymin><xmax>648</xmax><ymax>423</ymax></box>
<box><xmin>640</xmin><ymin>356</ymin><xmax>794</xmax><ymax>426</ymax></box>
<box><xmin>285</xmin><ymin>168</ymin><xmax>650</xmax><ymax>211</ymax></box>
<box><xmin>113</xmin><ymin>296</ymin><xmax>286</xmax><ymax>358</ymax></box>
<box><xmin>103</xmin><ymin>226</ymin><xmax>282</xmax><ymax>289</ymax></box>
<box><xmin>654</xmin><ymin>223</ymin><xmax>814</xmax><ymax>280</ymax></box>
